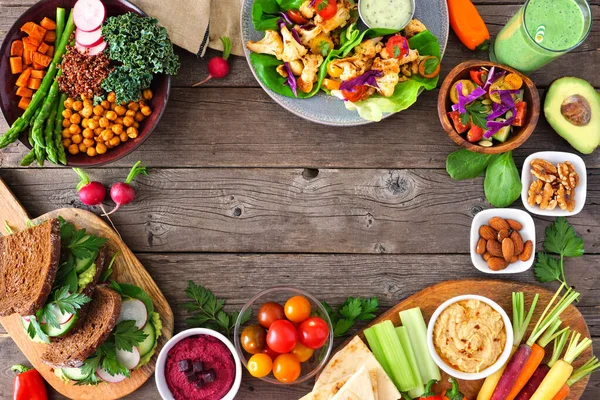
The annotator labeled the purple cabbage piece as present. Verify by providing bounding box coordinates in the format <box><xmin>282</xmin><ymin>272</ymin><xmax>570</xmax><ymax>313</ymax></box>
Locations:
<box><xmin>451</xmin><ymin>82</ymin><xmax>486</xmax><ymax>113</ymax></box>
<box><xmin>483</xmin><ymin>67</ymin><xmax>506</xmax><ymax>90</ymax></box>
<box><xmin>279</xmin><ymin>11</ymin><xmax>293</xmax><ymax>25</ymax></box>
<box><xmin>309</xmin><ymin>0</ymin><xmax>317</xmax><ymax>6</ymax></box>
<box><xmin>277</xmin><ymin>18</ymin><xmax>286</xmax><ymax>30</ymax></box>
<box><xmin>283</xmin><ymin>62</ymin><xmax>298</xmax><ymax>97</ymax></box>
<box><xmin>291</xmin><ymin>28</ymin><xmax>302</xmax><ymax>44</ymax></box>
<box><xmin>339</xmin><ymin>70</ymin><xmax>382</xmax><ymax>92</ymax></box>
<box><xmin>492</xmin><ymin>89</ymin><xmax>520</xmax><ymax>110</ymax></box>
<box><xmin>484</xmin><ymin>114</ymin><xmax>515</xmax><ymax>138</ymax></box>
<box><xmin>487</xmin><ymin>102</ymin><xmax>509</xmax><ymax>120</ymax></box>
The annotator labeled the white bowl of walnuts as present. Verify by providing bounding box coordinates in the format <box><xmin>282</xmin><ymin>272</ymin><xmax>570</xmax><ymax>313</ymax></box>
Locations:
<box><xmin>470</xmin><ymin>209</ymin><xmax>535</xmax><ymax>274</ymax></box>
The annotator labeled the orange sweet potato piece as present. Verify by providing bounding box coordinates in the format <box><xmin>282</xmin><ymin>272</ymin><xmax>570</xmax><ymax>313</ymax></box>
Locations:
<box><xmin>32</xmin><ymin>61</ymin><xmax>45</xmax><ymax>70</ymax></box>
<box><xmin>45</xmin><ymin>45</ymin><xmax>54</xmax><ymax>57</ymax></box>
<box><xmin>23</xmin><ymin>50</ymin><xmax>32</xmax><ymax>65</ymax></box>
<box><xmin>44</xmin><ymin>30</ymin><xmax>56</xmax><ymax>43</ymax></box>
<box><xmin>18</xmin><ymin>97</ymin><xmax>31</xmax><ymax>110</ymax></box>
<box><xmin>20</xmin><ymin>21</ymin><xmax>35</xmax><ymax>35</ymax></box>
<box><xmin>16</xmin><ymin>86</ymin><xmax>33</xmax><ymax>98</ymax></box>
<box><xmin>27</xmin><ymin>77</ymin><xmax>41</xmax><ymax>90</ymax></box>
<box><xmin>15</xmin><ymin>67</ymin><xmax>32</xmax><ymax>87</ymax></box>
<box><xmin>28</xmin><ymin>24</ymin><xmax>47</xmax><ymax>46</ymax></box>
<box><xmin>40</xmin><ymin>17</ymin><xmax>56</xmax><ymax>30</ymax></box>
<box><xmin>22</xmin><ymin>37</ymin><xmax>39</xmax><ymax>53</ymax></box>
<box><xmin>37</xmin><ymin>42</ymin><xmax>49</xmax><ymax>54</ymax></box>
<box><xmin>10</xmin><ymin>57</ymin><xmax>23</xmax><ymax>74</ymax></box>
<box><xmin>31</xmin><ymin>52</ymin><xmax>51</xmax><ymax>67</ymax></box>
<box><xmin>10</xmin><ymin>40</ymin><xmax>24</xmax><ymax>57</ymax></box>
<box><xmin>30</xmin><ymin>69</ymin><xmax>45</xmax><ymax>79</ymax></box>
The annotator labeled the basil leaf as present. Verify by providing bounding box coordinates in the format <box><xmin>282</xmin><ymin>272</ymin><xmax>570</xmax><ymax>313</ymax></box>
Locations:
<box><xmin>446</xmin><ymin>149</ymin><xmax>496</xmax><ymax>180</ymax></box>
<box><xmin>484</xmin><ymin>151</ymin><xmax>522</xmax><ymax>207</ymax></box>
<box><xmin>423</xmin><ymin>57</ymin><xmax>439</xmax><ymax>75</ymax></box>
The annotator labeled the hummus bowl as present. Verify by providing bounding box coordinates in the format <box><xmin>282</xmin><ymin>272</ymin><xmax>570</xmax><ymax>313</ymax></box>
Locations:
<box><xmin>426</xmin><ymin>295</ymin><xmax>514</xmax><ymax>380</ymax></box>
<box><xmin>155</xmin><ymin>328</ymin><xmax>242</xmax><ymax>400</ymax></box>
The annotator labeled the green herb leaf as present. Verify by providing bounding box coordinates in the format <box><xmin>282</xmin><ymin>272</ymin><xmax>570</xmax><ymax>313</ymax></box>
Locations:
<box><xmin>323</xmin><ymin>297</ymin><xmax>379</xmax><ymax>338</ymax></box>
<box><xmin>318</xmin><ymin>40</ymin><xmax>331</xmax><ymax>56</ymax></box>
<box><xmin>98</xmin><ymin>342</ymin><xmax>130</xmax><ymax>377</ymax></box>
<box><xmin>4</xmin><ymin>221</ymin><xmax>14</xmax><ymax>235</ymax></box>
<box><xmin>423</xmin><ymin>57</ymin><xmax>439</xmax><ymax>75</ymax></box>
<box><xmin>534</xmin><ymin>253</ymin><xmax>563</xmax><ymax>283</ymax></box>
<box><xmin>317</xmin><ymin>0</ymin><xmax>328</xmax><ymax>11</ymax></box>
<box><xmin>464</xmin><ymin>101</ymin><xmax>489</xmax><ymax>130</ymax></box>
<box><xmin>484</xmin><ymin>151</ymin><xmax>522</xmax><ymax>207</ymax></box>
<box><xmin>52</xmin><ymin>286</ymin><xmax>92</xmax><ymax>314</ymax></box>
<box><xmin>446</xmin><ymin>149</ymin><xmax>496</xmax><ymax>181</ymax></box>
<box><xmin>333</xmin><ymin>319</ymin><xmax>355</xmax><ymax>337</ymax></box>
<box><xmin>75</xmin><ymin>355</ymin><xmax>101</xmax><ymax>386</ymax></box>
<box><xmin>27</xmin><ymin>315</ymin><xmax>49</xmax><ymax>344</ymax></box>
<box><xmin>100</xmin><ymin>251</ymin><xmax>120</xmax><ymax>282</ymax></box>
<box><xmin>113</xmin><ymin>320</ymin><xmax>147</xmax><ymax>352</ymax></box>
<box><xmin>543</xmin><ymin>217</ymin><xmax>584</xmax><ymax>258</ymax></box>
<box><xmin>393</xmin><ymin>45</ymin><xmax>401</xmax><ymax>58</ymax></box>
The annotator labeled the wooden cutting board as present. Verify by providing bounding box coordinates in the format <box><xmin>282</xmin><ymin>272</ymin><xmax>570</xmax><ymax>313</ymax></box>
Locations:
<box><xmin>0</xmin><ymin>178</ymin><xmax>174</xmax><ymax>399</ymax></box>
<box><xmin>339</xmin><ymin>279</ymin><xmax>592</xmax><ymax>400</ymax></box>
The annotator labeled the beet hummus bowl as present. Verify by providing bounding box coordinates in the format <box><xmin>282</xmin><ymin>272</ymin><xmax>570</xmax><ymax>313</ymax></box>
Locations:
<box><xmin>156</xmin><ymin>328</ymin><xmax>242</xmax><ymax>400</ymax></box>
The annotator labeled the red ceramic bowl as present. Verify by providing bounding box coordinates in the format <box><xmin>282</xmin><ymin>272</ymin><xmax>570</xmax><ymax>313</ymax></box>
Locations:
<box><xmin>0</xmin><ymin>0</ymin><xmax>171</xmax><ymax>166</ymax></box>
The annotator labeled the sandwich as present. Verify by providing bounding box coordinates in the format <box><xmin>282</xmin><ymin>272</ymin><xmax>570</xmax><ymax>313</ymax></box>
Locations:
<box><xmin>2</xmin><ymin>217</ymin><xmax>109</xmax><ymax>343</ymax></box>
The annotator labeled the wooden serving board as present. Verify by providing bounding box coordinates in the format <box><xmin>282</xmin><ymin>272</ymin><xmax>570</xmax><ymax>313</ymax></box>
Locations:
<box><xmin>0</xmin><ymin>178</ymin><xmax>174</xmax><ymax>400</ymax></box>
<box><xmin>340</xmin><ymin>279</ymin><xmax>592</xmax><ymax>400</ymax></box>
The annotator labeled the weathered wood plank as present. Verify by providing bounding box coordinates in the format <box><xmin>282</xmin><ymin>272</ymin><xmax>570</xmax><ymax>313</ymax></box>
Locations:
<box><xmin>1</xmin><ymin>253</ymin><xmax>599</xmax><ymax>399</ymax></box>
<box><xmin>0</xmin><ymin>168</ymin><xmax>598</xmax><ymax>254</ymax></box>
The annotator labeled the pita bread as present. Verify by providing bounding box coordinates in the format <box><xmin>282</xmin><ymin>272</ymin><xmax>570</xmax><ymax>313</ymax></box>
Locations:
<box><xmin>314</xmin><ymin>336</ymin><xmax>401</xmax><ymax>400</ymax></box>
<box><xmin>330</xmin><ymin>366</ymin><xmax>376</xmax><ymax>400</ymax></box>
<box><xmin>299</xmin><ymin>375</ymin><xmax>352</xmax><ymax>400</ymax></box>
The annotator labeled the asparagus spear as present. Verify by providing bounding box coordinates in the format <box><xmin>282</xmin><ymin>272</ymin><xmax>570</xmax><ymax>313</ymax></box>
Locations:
<box><xmin>54</xmin><ymin>93</ymin><xmax>68</xmax><ymax>165</ymax></box>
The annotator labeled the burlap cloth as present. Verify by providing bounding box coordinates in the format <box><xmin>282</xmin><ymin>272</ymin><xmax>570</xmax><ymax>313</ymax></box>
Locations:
<box><xmin>129</xmin><ymin>0</ymin><xmax>244</xmax><ymax>57</ymax></box>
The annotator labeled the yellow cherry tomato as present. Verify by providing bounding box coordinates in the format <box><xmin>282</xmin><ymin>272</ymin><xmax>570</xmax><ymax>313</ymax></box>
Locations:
<box><xmin>292</xmin><ymin>341</ymin><xmax>314</xmax><ymax>362</ymax></box>
<box><xmin>450</xmin><ymin>79</ymin><xmax>476</xmax><ymax>104</ymax></box>
<box><xmin>273</xmin><ymin>354</ymin><xmax>301</xmax><ymax>383</ymax></box>
<box><xmin>247</xmin><ymin>353</ymin><xmax>273</xmax><ymax>378</ymax></box>
<box><xmin>284</xmin><ymin>295</ymin><xmax>312</xmax><ymax>323</ymax></box>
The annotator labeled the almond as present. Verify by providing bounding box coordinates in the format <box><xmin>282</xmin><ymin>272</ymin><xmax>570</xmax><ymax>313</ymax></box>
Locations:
<box><xmin>476</xmin><ymin>238</ymin><xmax>487</xmax><ymax>255</ymax></box>
<box><xmin>482</xmin><ymin>252</ymin><xmax>492</xmax><ymax>261</ymax></box>
<box><xmin>498</xmin><ymin>229</ymin><xmax>509</xmax><ymax>242</ymax></box>
<box><xmin>502</xmin><ymin>238</ymin><xmax>515</xmax><ymax>262</ymax></box>
<box><xmin>507</xmin><ymin>219</ymin><xmax>523</xmax><ymax>231</ymax></box>
<box><xmin>486</xmin><ymin>239</ymin><xmax>503</xmax><ymax>257</ymax></box>
<box><xmin>520</xmin><ymin>240</ymin><xmax>533</xmax><ymax>261</ymax></box>
<box><xmin>489</xmin><ymin>217</ymin><xmax>510</xmax><ymax>232</ymax></box>
<box><xmin>511</xmin><ymin>255</ymin><xmax>519</xmax><ymax>263</ymax></box>
<box><xmin>511</xmin><ymin>231</ymin><xmax>524</xmax><ymax>256</ymax></box>
<box><xmin>488</xmin><ymin>257</ymin><xmax>508</xmax><ymax>271</ymax></box>
<box><xmin>479</xmin><ymin>225</ymin><xmax>498</xmax><ymax>241</ymax></box>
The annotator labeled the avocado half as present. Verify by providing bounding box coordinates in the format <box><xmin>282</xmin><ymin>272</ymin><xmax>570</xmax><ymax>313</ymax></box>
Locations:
<box><xmin>544</xmin><ymin>77</ymin><xmax>600</xmax><ymax>154</ymax></box>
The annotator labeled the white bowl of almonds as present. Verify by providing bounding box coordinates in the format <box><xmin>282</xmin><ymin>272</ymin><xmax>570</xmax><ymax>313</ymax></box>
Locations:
<box><xmin>470</xmin><ymin>209</ymin><xmax>535</xmax><ymax>274</ymax></box>
<box><xmin>521</xmin><ymin>151</ymin><xmax>586</xmax><ymax>216</ymax></box>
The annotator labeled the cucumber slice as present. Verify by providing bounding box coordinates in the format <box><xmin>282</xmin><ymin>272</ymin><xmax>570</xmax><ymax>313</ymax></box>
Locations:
<box><xmin>62</xmin><ymin>367</ymin><xmax>87</xmax><ymax>381</ymax></box>
<box><xmin>41</xmin><ymin>307</ymin><xmax>79</xmax><ymax>337</ymax></box>
<box><xmin>492</xmin><ymin>125</ymin><xmax>512</xmax><ymax>143</ymax></box>
<box><xmin>75</xmin><ymin>252</ymin><xmax>97</xmax><ymax>273</ymax></box>
<box><xmin>137</xmin><ymin>322</ymin><xmax>156</xmax><ymax>357</ymax></box>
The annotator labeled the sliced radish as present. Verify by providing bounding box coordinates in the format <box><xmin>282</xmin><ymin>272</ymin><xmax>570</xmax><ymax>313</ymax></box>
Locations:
<box><xmin>116</xmin><ymin>347</ymin><xmax>140</xmax><ymax>370</ymax></box>
<box><xmin>76</xmin><ymin>27</ymin><xmax>103</xmax><ymax>48</ymax></box>
<box><xmin>40</xmin><ymin>305</ymin><xmax>74</xmax><ymax>325</ymax></box>
<box><xmin>75</xmin><ymin>41</ymin><xmax>107</xmax><ymax>56</ymax></box>
<box><xmin>96</xmin><ymin>367</ymin><xmax>127</xmax><ymax>383</ymax></box>
<box><xmin>117</xmin><ymin>299</ymin><xmax>147</xmax><ymax>329</ymax></box>
<box><xmin>74</xmin><ymin>0</ymin><xmax>106</xmax><ymax>32</ymax></box>
<box><xmin>22</xmin><ymin>316</ymin><xmax>31</xmax><ymax>323</ymax></box>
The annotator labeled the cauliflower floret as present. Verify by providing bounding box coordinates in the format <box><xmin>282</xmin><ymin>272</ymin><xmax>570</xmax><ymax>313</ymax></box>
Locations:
<box><xmin>354</xmin><ymin>37</ymin><xmax>383</xmax><ymax>59</ymax></box>
<box><xmin>298</xmin><ymin>54</ymin><xmax>324</xmax><ymax>93</ymax></box>
<box><xmin>294</xmin><ymin>25</ymin><xmax>323</xmax><ymax>47</ymax></box>
<box><xmin>328</xmin><ymin>56</ymin><xmax>373</xmax><ymax>81</ymax></box>
<box><xmin>276</xmin><ymin>59</ymin><xmax>304</xmax><ymax>78</ymax></box>
<box><xmin>315</xmin><ymin>1</ymin><xmax>352</xmax><ymax>33</ymax></box>
<box><xmin>404</xmin><ymin>19</ymin><xmax>427</xmax><ymax>38</ymax></box>
<box><xmin>299</xmin><ymin>0</ymin><xmax>315</xmax><ymax>19</ymax></box>
<box><xmin>372</xmin><ymin>57</ymin><xmax>400</xmax><ymax>97</ymax></box>
<box><xmin>246</xmin><ymin>30</ymin><xmax>284</xmax><ymax>57</ymax></box>
<box><xmin>280</xmin><ymin>25</ymin><xmax>308</xmax><ymax>62</ymax></box>
<box><xmin>399</xmin><ymin>48</ymin><xmax>420</xmax><ymax>65</ymax></box>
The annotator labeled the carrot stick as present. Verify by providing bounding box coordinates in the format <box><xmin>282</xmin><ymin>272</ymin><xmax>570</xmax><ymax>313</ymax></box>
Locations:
<box><xmin>551</xmin><ymin>384</ymin><xmax>569</xmax><ymax>400</ymax></box>
<box><xmin>506</xmin><ymin>343</ymin><xmax>546</xmax><ymax>400</ymax></box>
<box><xmin>552</xmin><ymin>357</ymin><xmax>600</xmax><ymax>400</ymax></box>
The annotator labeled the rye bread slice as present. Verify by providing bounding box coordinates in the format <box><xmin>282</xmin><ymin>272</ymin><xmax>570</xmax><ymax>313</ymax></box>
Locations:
<box><xmin>0</xmin><ymin>219</ymin><xmax>61</xmax><ymax>317</ymax></box>
<box><xmin>41</xmin><ymin>286</ymin><xmax>122</xmax><ymax>368</ymax></box>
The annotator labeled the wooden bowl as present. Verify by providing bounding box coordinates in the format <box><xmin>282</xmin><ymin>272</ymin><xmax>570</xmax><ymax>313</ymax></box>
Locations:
<box><xmin>0</xmin><ymin>0</ymin><xmax>171</xmax><ymax>167</ymax></box>
<box><xmin>437</xmin><ymin>60</ymin><xmax>539</xmax><ymax>154</ymax></box>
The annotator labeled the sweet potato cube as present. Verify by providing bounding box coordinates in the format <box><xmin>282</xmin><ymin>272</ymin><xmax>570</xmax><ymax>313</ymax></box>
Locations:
<box><xmin>20</xmin><ymin>21</ymin><xmax>35</xmax><ymax>35</ymax></box>
<box><xmin>10</xmin><ymin>40</ymin><xmax>24</xmax><ymax>57</ymax></box>
<box><xmin>37</xmin><ymin>42</ymin><xmax>49</xmax><ymax>54</ymax></box>
<box><xmin>10</xmin><ymin>57</ymin><xmax>23</xmax><ymax>74</ymax></box>
<box><xmin>40</xmin><ymin>17</ymin><xmax>56</xmax><ymax>30</ymax></box>
<box><xmin>23</xmin><ymin>50</ymin><xmax>33</xmax><ymax>65</ymax></box>
<box><xmin>32</xmin><ymin>61</ymin><xmax>44</xmax><ymax>70</ymax></box>
<box><xmin>32</xmin><ymin>52</ymin><xmax>51</xmax><ymax>67</ymax></box>
<box><xmin>27</xmin><ymin>77</ymin><xmax>41</xmax><ymax>90</ymax></box>
<box><xmin>31</xmin><ymin>69</ymin><xmax>45</xmax><ymax>79</ymax></box>
<box><xmin>44</xmin><ymin>30</ymin><xmax>56</xmax><ymax>43</ymax></box>
<box><xmin>28</xmin><ymin>24</ymin><xmax>47</xmax><ymax>46</ymax></box>
<box><xmin>18</xmin><ymin>97</ymin><xmax>31</xmax><ymax>110</ymax></box>
<box><xmin>46</xmin><ymin>45</ymin><xmax>54</xmax><ymax>57</ymax></box>
<box><xmin>16</xmin><ymin>86</ymin><xmax>33</xmax><ymax>98</ymax></box>
<box><xmin>15</xmin><ymin>67</ymin><xmax>32</xmax><ymax>87</ymax></box>
<box><xmin>22</xmin><ymin>37</ymin><xmax>39</xmax><ymax>53</ymax></box>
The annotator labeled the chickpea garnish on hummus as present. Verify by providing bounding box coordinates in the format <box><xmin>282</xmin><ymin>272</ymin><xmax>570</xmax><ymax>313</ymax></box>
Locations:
<box><xmin>433</xmin><ymin>299</ymin><xmax>506</xmax><ymax>373</ymax></box>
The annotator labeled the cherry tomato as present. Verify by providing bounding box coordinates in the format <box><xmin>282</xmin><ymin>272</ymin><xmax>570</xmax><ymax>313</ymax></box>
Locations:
<box><xmin>512</xmin><ymin>101</ymin><xmax>527</xmax><ymax>127</ymax></box>
<box><xmin>292</xmin><ymin>341</ymin><xmax>314</xmax><ymax>362</ymax></box>
<box><xmin>258</xmin><ymin>302</ymin><xmax>285</xmax><ymax>329</ymax></box>
<box><xmin>447</xmin><ymin>111</ymin><xmax>470</xmax><ymax>134</ymax></box>
<box><xmin>284</xmin><ymin>296</ymin><xmax>312</xmax><ymax>323</ymax></box>
<box><xmin>341</xmin><ymin>85</ymin><xmax>369</xmax><ymax>102</ymax></box>
<box><xmin>266</xmin><ymin>320</ymin><xmax>298</xmax><ymax>353</ymax></box>
<box><xmin>466</xmin><ymin>125</ymin><xmax>485</xmax><ymax>143</ymax></box>
<box><xmin>288</xmin><ymin>10</ymin><xmax>309</xmax><ymax>25</ymax></box>
<box><xmin>273</xmin><ymin>353</ymin><xmax>302</xmax><ymax>383</ymax></box>
<box><xmin>313</xmin><ymin>0</ymin><xmax>337</xmax><ymax>21</ymax></box>
<box><xmin>386</xmin><ymin>35</ymin><xmax>409</xmax><ymax>59</ymax></box>
<box><xmin>241</xmin><ymin>324</ymin><xmax>267</xmax><ymax>355</ymax></box>
<box><xmin>263</xmin><ymin>346</ymin><xmax>281</xmax><ymax>360</ymax></box>
<box><xmin>298</xmin><ymin>317</ymin><xmax>329</xmax><ymax>349</ymax></box>
<box><xmin>247</xmin><ymin>353</ymin><xmax>273</xmax><ymax>378</ymax></box>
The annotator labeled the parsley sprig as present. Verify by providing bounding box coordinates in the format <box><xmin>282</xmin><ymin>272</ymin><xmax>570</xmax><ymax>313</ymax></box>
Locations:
<box><xmin>535</xmin><ymin>217</ymin><xmax>584</xmax><ymax>287</ymax></box>
<box><xmin>322</xmin><ymin>297</ymin><xmax>379</xmax><ymax>338</ymax></box>
<box><xmin>182</xmin><ymin>281</ymin><xmax>251</xmax><ymax>338</ymax></box>
<box><xmin>113</xmin><ymin>320</ymin><xmax>148</xmax><ymax>352</ymax></box>
<box><xmin>460</xmin><ymin>100</ymin><xmax>489</xmax><ymax>130</ymax></box>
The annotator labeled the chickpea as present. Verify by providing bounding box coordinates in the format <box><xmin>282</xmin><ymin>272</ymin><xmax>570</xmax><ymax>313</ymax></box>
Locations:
<box><xmin>79</xmin><ymin>143</ymin><xmax>88</xmax><ymax>153</ymax></box>
<box><xmin>81</xmin><ymin>118</ymin><xmax>89</xmax><ymax>129</ymax></box>
<box><xmin>99</xmin><ymin>117</ymin><xmax>110</xmax><ymax>128</ymax></box>
<box><xmin>141</xmin><ymin>106</ymin><xmax>152</xmax><ymax>116</ymax></box>
<box><xmin>105</xmin><ymin>111</ymin><xmax>118</xmax><ymax>121</ymax></box>
<box><xmin>82</xmin><ymin>128</ymin><xmax>94</xmax><ymax>139</ymax></box>
<box><xmin>125</xmin><ymin>110</ymin><xmax>136</xmax><ymax>118</ymax></box>
<box><xmin>143</xmin><ymin>88</ymin><xmax>153</xmax><ymax>100</ymax></box>
<box><xmin>81</xmin><ymin>106</ymin><xmax>93</xmax><ymax>118</ymax></box>
<box><xmin>115</xmin><ymin>117</ymin><xmax>123</xmax><ymax>125</ymax></box>
<box><xmin>114</xmin><ymin>105</ymin><xmax>126</xmax><ymax>116</ymax></box>
<box><xmin>69</xmin><ymin>124</ymin><xmax>81</xmax><ymax>135</ymax></box>
<box><xmin>110</xmin><ymin>102</ymin><xmax>117</xmax><ymax>111</ymax></box>
<box><xmin>107</xmin><ymin>92</ymin><xmax>116</xmax><ymax>103</ymax></box>
<box><xmin>92</xmin><ymin>114</ymin><xmax>101</xmax><ymax>121</ymax></box>
<box><xmin>83</xmin><ymin>138</ymin><xmax>95</xmax><ymax>147</ymax></box>
<box><xmin>62</xmin><ymin>119</ymin><xmax>71</xmax><ymax>128</ymax></box>
<box><xmin>63</xmin><ymin>138</ymin><xmax>72</xmax><ymax>147</ymax></box>
<box><xmin>72</xmin><ymin>101</ymin><xmax>83</xmax><ymax>111</ymax></box>
<box><xmin>68</xmin><ymin>144</ymin><xmax>79</xmax><ymax>155</ymax></box>
<box><xmin>101</xmin><ymin>130</ymin><xmax>114</xmax><ymax>141</ymax></box>
<box><xmin>134</xmin><ymin>112</ymin><xmax>144</xmax><ymax>122</ymax></box>
<box><xmin>64</xmin><ymin>98</ymin><xmax>74</xmax><ymax>109</ymax></box>
<box><xmin>87</xmin><ymin>119</ymin><xmax>99</xmax><ymax>130</ymax></box>
<box><xmin>96</xmin><ymin>143</ymin><xmax>107</xmax><ymax>154</ymax></box>
<box><xmin>93</xmin><ymin>105</ymin><xmax>104</xmax><ymax>116</ymax></box>
<box><xmin>71</xmin><ymin>134</ymin><xmax>83</xmax><ymax>144</ymax></box>
<box><xmin>128</xmin><ymin>102</ymin><xmax>139</xmax><ymax>111</ymax></box>
<box><xmin>111</xmin><ymin>124</ymin><xmax>123</xmax><ymax>135</ymax></box>
<box><xmin>133</xmin><ymin>121</ymin><xmax>140</xmax><ymax>129</ymax></box>
<box><xmin>62</xmin><ymin>109</ymin><xmax>73</xmax><ymax>119</ymax></box>
<box><xmin>101</xmin><ymin>100</ymin><xmax>111</xmax><ymax>110</ymax></box>
<box><xmin>94</xmin><ymin>127</ymin><xmax>103</xmax><ymax>136</ymax></box>
<box><xmin>86</xmin><ymin>147</ymin><xmax>97</xmax><ymax>157</ymax></box>
<box><xmin>62</xmin><ymin>128</ymin><xmax>72</xmax><ymax>139</ymax></box>
<box><xmin>120</xmin><ymin>132</ymin><xmax>129</xmax><ymax>142</ymax></box>
<box><xmin>123</xmin><ymin>116</ymin><xmax>134</xmax><ymax>127</ymax></box>
<box><xmin>80</xmin><ymin>94</ymin><xmax>89</xmax><ymax>102</ymax></box>
<box><xmin>70</xmin><ymin>113</ymin><xmax>81</xmax><ymax>125</ymax></box>
<box><xmin>109</xmin><ymin>137</ymin><xmax>121</xmax><ymax>147</ymax></box>
<box><xmin>83</xmin><ymin>99</ymin><xmax>92</xmax><ymax>108</ymax></box>
<box><xmin>138</xmin><ymin>100</ymin><xmax>146</xmax><ymax>108</ymax></box>
<box><xmin>127</xmin><ymin>127</ymin><xmax>138</xmax><ymax>139</ymax></box>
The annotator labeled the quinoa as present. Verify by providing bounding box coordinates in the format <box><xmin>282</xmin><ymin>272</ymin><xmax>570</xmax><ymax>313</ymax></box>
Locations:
<box><xmin>58</xmin><ymin>44</ymin><xmax>113</xmax><ymax>98</ymax></box>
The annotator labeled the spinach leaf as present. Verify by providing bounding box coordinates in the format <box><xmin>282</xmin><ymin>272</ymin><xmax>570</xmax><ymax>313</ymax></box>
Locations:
<box><xmin>446</xmin><ymin>149</ymin><xmax>496</xmax><ymax>180</ymax></box>
<box><xmin>484</xmin><ymin>151</ymin><xmax>522</xmax><ymax>207</ymax></box>
<box><xmin>252</xmin><ymin>0</ymin><xmax>281</xmax><ymax>31</ymax></box>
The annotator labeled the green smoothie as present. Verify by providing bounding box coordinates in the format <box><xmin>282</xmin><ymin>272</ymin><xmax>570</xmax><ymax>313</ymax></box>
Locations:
<box><xmin>491</xmin><ymin>0</ymin><xmax>591</xmax><ymax>74</ymax></box>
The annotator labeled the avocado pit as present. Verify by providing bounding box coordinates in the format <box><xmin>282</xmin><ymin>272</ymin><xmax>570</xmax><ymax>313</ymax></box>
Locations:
<box><xmin>561</xmin><ymin>94</ymin><xmax>591</xmax><ymax>126</ymax></box>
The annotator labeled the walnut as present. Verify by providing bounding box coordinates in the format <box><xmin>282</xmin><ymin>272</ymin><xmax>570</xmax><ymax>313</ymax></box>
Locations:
<box><xmin>528</xmin><ymin>180</ymin><xmax>544</xmax><ymax>206</ymax></box>
<box><xmin>530</xmin><ymin>159</ymin><xmax>558</xmax><ymax>182</ymax></box>
<box><xmin>556</xmin><ymin>184</ymin><xmax>576</xmax><ymax>212</ymax></box>
<box><xmin>546</xmin><ymin>199</ymin><xmax>558</xmax><ymax>210</ymax></box>
<box><xmin>557</xmin><ymin>161</ymin><xmax>579</xmax><ymax>190</ymax></box>
<box><xmin>540</xmin><ymin>182</ymin><xmax>555</xmax><ymax>209</ymax></box>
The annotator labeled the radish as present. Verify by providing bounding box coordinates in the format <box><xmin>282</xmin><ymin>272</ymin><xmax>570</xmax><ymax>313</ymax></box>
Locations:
<box><xmin>116</xmin><ymin>347</ymin><xmax>140</xmax><ymax>370</ymax></box>
<box><xmin>73</xmin><ymin>168</ymin><xmax>119</xmax><ymax>235</ymax></box>
<box><xmin>73</xmin><ymin>0</ymin><xmax>106</xmax><ymax>32</ymax></box>
<box><xmin>103</xmin><ymin>161</ymin><xmax>148</xmax><ymax>216</ymax></box>
<box><xmin>117</xmin><ymin>298</ymin><xmax>148</xmax><ymax>329</ymax></box>
<box><xmin>76</xmin><ymin>27</ymin><xmax>103</xmax><ymax>47</ymax></box>
<box><xmin>75</xmin><ymin>40</ymin><xmax>107</xmax><ymax>56</ymax></box>
<box><xmin>192</xmin><ymin>37</ymin><xmax>232</xmax><ymax>87</ymax></box>
<box><xmin>41</xmin><ymin>304</ymin><xmax>74</xmax><ymax>325</ymax></box>
<box><xmin>96</xmin><ymin>366</ymin><xmax>127</xmax><ymax>383</ymax></box>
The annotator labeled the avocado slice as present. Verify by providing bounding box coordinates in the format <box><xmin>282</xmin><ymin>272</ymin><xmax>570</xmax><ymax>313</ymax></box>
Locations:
<box><xmin>544</xmin><ymin>77</ymin><xmax>600</xmax><ymax>154</ymax></box>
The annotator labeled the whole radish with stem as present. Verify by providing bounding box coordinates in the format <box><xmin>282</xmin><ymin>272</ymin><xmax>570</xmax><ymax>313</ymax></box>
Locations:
<box><xmin>73</xmin><ymin>168</ymin><xmax>119</xmax><ymax>235</ymax></box>
<box><xmin>103</xmin><ymin>161</ymin><xmax>148</xmax><ymax>216</ymax></box>
<box><xmin>551</xmin><ymin>356</ymin><xmax>600</xmax><ymax>400</ymax></box>
<box><xmin>192</xmin><ymin>37</ymin><xmax>232</xmax><ymax>87</ymax></box>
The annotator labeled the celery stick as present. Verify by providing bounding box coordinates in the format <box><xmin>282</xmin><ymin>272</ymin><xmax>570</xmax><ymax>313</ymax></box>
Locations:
<box><xmin>400</xmin><ymin>307</ymin><xmax>441</xmax><ymax>382</ymax></box>
<box><xmin>396</xmin><ymin>326</ymin><xmax>424</xmax><ymax>398</ymax></box>
<box><xmin>364</xmin><ymin>326</ymin><xmax>393</xmax><ymax>378</ymax></box>
<box><xmin>374</xmin><ymin>321</ymin><xmax>418</xmax><ymax>392</ymax></box>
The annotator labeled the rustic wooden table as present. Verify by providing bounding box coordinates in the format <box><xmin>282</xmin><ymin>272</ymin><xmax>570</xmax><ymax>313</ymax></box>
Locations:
<box><xmin>1</xmin><ymin>0</ymin><xmax>599</xmax><ymax>398</ymax></box>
